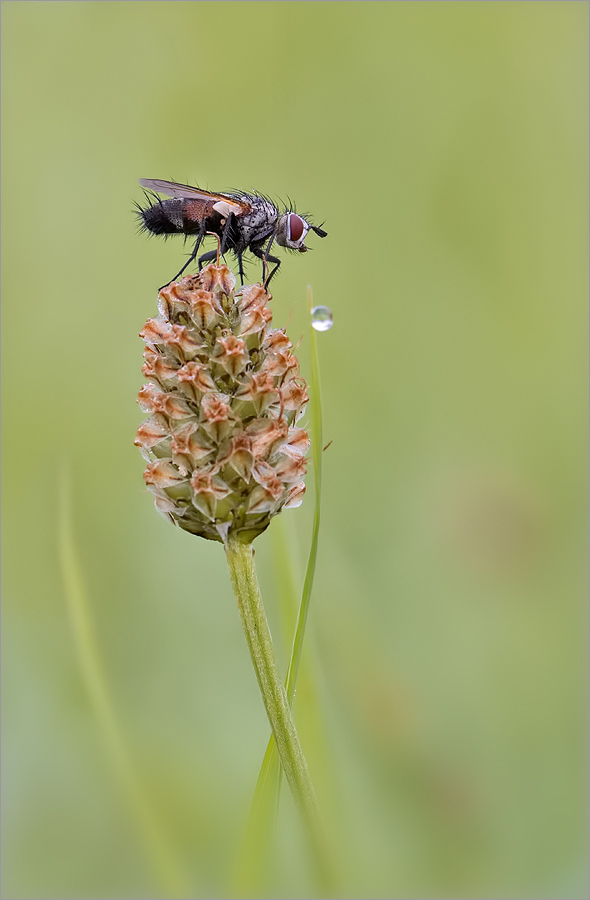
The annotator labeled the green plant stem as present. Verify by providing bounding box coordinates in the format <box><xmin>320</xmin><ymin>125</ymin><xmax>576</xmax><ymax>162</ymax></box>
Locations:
<box><xmin>225</xmin><ymin>534</ymin><xmax>332</xmax><ymax>890</ymax></box>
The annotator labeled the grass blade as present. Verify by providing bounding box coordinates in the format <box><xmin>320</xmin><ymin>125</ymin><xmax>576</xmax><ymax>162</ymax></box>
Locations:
<box><xmin>58</xmin><ymin>469</ymin><xmax>189</xmax><ymax>899</ymax></box>
<box><xmin>284</xmin><ymin>285</ymin><xmax>324</xmax><ymax>704</ymax></box>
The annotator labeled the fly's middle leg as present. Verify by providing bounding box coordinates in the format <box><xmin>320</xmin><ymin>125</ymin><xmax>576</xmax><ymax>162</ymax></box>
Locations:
<box><xmin>236</xmin><ymin>252</ymin><xmax>245</xmax><ymax>285</ymax></box>
<box><xmin>219</xmin><ymin>214</ymin><xmax>235</xmax><ymax>255</ymax></box>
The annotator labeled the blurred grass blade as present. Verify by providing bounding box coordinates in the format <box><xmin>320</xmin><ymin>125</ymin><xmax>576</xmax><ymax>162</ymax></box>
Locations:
<box><xmin>58</xmin><ymin>469</ymin><xmax>189</xmax><ymax>899</ymax></box>
<box><xmin>231</xmin><ymin>707</ymin><xmax>282</xmax><ymax>895</ymax></box>
<box><xmin>271</xmin><ymin>515</ymin><xmax>302</xmax><ymax>658</ymax></box>
<box><xmin>233</xmin><ymin>285</ymin><xmax>326</xmax><ymax>893</ymax></box>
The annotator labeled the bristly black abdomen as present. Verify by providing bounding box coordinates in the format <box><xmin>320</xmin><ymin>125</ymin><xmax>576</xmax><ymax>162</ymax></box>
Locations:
<box><xmin>137</xmin><ymin>198</ymin><xmax>185</xmax><ymax>235</ymax></box>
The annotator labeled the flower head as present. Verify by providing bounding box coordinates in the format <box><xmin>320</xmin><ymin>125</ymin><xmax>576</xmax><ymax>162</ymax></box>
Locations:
<box><xmin>136</xmin><ymin>264</ymin><xmax>308</xmax><ymax>543</ymax></box>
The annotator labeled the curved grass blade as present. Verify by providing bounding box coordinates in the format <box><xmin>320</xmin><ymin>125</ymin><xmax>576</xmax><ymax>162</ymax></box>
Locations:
<box><xmin>58</xmin><ymin>469</ymin><xmax>189</xmax><ymax>899</ymax></box>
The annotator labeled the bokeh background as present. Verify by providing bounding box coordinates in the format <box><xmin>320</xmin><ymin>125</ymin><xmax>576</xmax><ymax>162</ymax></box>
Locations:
<box><xmin>2</xmin><ymin>2</ymin><xmax>588</xmax><ymax>898</ymax></box>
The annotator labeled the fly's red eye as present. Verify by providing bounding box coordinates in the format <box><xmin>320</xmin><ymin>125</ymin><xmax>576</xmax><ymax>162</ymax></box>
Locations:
<box><xmin>288</xmin><ymin>214</ymin><xmax>305</xmax><ymax>242</ymax></box>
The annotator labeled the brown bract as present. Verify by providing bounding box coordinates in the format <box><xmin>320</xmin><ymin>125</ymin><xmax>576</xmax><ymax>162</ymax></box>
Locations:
<box><xmin>214</xmin><ymin>334</ymin><xmax>248</xmax><ymax>378</ymax></box>
<box><xmin>136</xmin><ymin>264</ymin><xmax>309</xmax><ymax>543</ymax></box>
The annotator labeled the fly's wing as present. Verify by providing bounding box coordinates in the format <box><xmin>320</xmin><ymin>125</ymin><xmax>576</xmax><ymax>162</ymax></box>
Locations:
<box><xmin>139</xmin><ymin>179</ymin><xmax>250</xmax><ymax>217</ymax></box>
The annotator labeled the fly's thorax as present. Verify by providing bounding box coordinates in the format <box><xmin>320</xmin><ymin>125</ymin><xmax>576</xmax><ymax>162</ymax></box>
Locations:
<box><xmin>237</xmin><ymin>198</ymin><xmax>279</xmax><ymax>245</ymax></box>
<box><xmin>275</xmin><ymin>213</ymin><xmax>310</xmax><ymax>251</ymax></box>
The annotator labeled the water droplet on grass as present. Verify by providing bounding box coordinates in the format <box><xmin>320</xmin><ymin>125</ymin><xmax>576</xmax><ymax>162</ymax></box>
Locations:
<box><xmin>311</xmin><ymin>306</ymin><xmax>333</xmax><ymax>331</ymax></box>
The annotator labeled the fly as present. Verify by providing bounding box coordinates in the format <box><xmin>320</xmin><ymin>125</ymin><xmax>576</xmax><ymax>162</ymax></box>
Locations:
<box><xmin>136</xmin><ymin>178</ymin><xmax>327</xmax><ymax>288</ymax></box>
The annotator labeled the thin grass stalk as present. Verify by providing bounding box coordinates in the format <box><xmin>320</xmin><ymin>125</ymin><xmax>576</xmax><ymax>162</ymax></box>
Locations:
<box><xmin>284</xmin><ymin>285</ymin><xmax>324</xmax><ymax>703</ymax></box>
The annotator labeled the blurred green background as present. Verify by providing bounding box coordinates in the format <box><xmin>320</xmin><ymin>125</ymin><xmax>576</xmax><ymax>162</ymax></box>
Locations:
<box><xmin>2</xmin><ymin>2</ymin><xmax>588</xmax><ymax>898</ymax></box>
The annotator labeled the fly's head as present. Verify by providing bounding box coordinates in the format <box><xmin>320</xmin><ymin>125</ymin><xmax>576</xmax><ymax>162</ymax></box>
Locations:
<box><xmin>276</xmin><ymin>213</ymin><xmax>327</xmax><ymax>253</ymax></box>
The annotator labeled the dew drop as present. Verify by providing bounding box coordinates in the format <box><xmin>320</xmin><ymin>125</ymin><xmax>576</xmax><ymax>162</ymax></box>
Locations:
<box><xmin>311</xmin><ymin>305</ymin><xmax>333</xmax><ymax>332</ymax></box>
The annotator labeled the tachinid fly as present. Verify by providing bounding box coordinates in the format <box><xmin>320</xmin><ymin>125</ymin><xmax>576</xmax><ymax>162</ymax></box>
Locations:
<box><xmin>136</xmin><ymin>178</ymin><xmax>327</xmax><ymax>287</ymax></box>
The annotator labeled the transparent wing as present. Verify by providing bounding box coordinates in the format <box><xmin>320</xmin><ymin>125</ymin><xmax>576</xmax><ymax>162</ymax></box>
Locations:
<box><xmin>139</xmin><ymin>179</ymin><xmax>250</xmax><ymax>214</ymax></box>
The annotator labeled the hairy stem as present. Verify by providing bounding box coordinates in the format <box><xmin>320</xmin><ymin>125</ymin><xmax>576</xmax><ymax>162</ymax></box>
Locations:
<box><xmin>225</xmin><ymin>534</ymin><xmax>332</xmax><ymax>889</ymax></box>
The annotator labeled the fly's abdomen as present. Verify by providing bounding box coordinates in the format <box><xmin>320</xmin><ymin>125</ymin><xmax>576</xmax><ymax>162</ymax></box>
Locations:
<box><xmin>139</xmin><ymin>198</ymin><xmax>215</xmax><ymax>236</ymax></box>
<box><xmin>139</xmin><ymin>198</ymin><xmax>185</xmax><ymax>235</ymax></box>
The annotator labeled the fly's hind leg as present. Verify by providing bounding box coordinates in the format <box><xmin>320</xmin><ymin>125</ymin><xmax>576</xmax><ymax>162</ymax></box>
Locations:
<box><xmin>160</xmin><ymin>222</ymin><xmax>206</xmax><ymax>290</ymax></box>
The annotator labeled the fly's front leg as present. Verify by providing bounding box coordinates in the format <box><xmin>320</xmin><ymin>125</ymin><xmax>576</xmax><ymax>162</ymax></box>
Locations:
<box><xmin>264</xmin><ymin>255</ymin><xmax>281</xmax><ymax>288</ymax></box>
<box><xmin>252</xmin><ymin>245</ymin><xmax>281</xmax><ymax>289</ymax></box>
<box><xmin>263</xmin><ymin>232</ymin><xmax>281</xmax><ymax>288</ymax></box>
